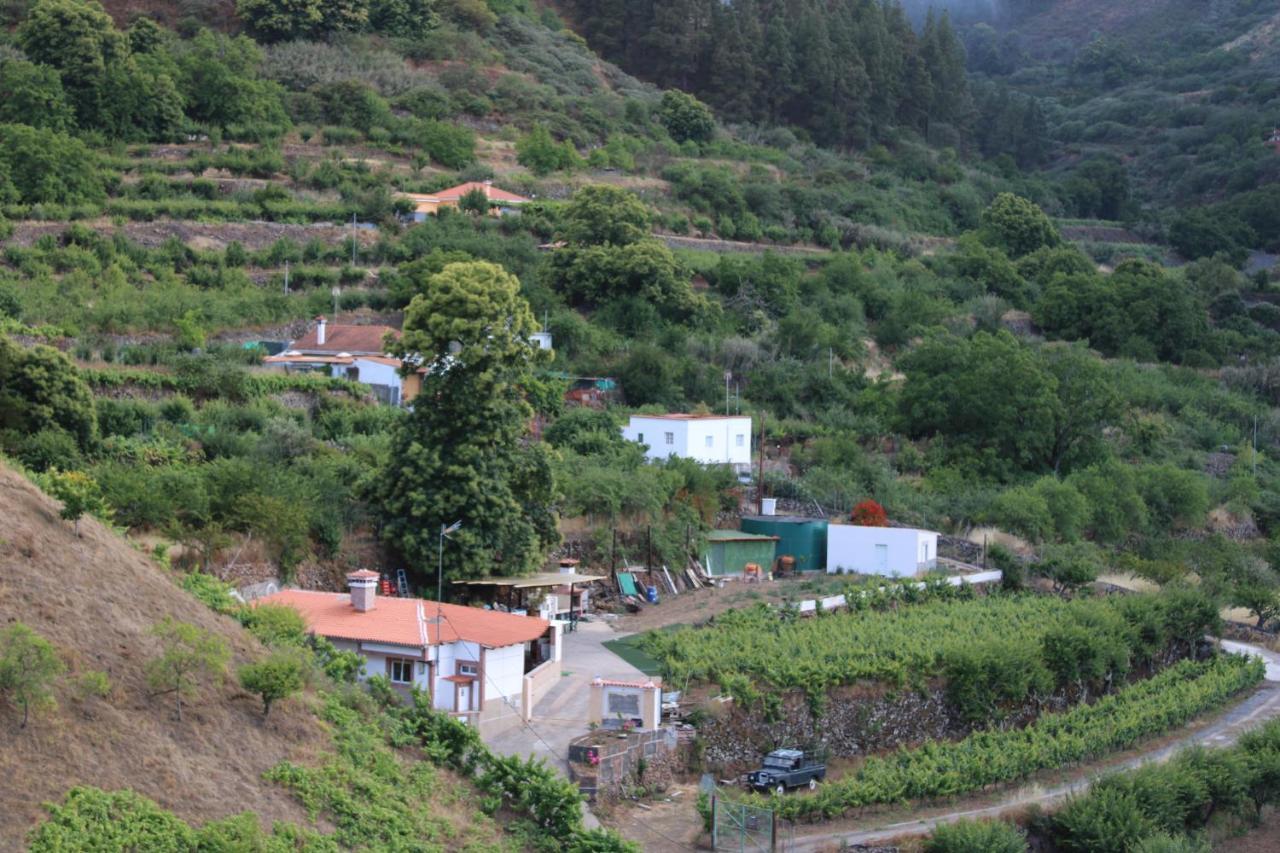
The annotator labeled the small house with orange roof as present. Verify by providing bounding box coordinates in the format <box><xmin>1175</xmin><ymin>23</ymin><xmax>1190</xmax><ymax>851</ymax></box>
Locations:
<box><xmin>263</xmin><ymin>316</ymin><xmax>421</xmax><ymax>406</ymax></box>
<box><xmin>400</xmin><ymin>180</ymin><xmax>531</xmax><ymax>220</ymax></box>
<box><xmin>257</xmin><ymin>571</ymin><xmax>562</xmax><ymax>735</ymax></box>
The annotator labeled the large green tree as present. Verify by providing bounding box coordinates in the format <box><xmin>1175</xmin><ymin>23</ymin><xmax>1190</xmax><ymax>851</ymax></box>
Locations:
<box><xmin>898</xmin><ymin>330</ymin><xmax>1059</xmax><ymax>477</ymax></box>
<box><xmin>0</xmin><ymin>336</ymin><xmax>97</xmax><ymax>450</ymax></box>
<box><xmin>376</xmin><ymin>261</ymin><xmax>559</xmax><ymax>581</ymax></box>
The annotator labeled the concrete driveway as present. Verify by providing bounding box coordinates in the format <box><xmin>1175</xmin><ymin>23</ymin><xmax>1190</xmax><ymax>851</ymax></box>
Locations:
<box><xmin>487</xmin><ymin>620</ymin><xmax>648</xmax><ymax>773</ymax></box>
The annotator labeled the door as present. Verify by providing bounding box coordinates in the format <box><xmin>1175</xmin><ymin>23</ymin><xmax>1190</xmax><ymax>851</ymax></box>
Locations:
<box><xmin>875</xmin><ymin>544</ymin><xmax>889</xmax><ymax>574</ymax></box>
<box><xmin>457</xmin><ymin>684</ymin><xmax>472</xmax><ymax>712</ymax></box>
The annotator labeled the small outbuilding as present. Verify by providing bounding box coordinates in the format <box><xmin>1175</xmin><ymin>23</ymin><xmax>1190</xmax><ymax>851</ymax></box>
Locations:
<box><xmin>826</xmin><ymin>524</ymin><xmax>938</xmax><ymax>578</ymax></box>
<box><xmin>703</xmin><ymin>529</ymin><xmax>778</xmax><ymax>577</ymax></box>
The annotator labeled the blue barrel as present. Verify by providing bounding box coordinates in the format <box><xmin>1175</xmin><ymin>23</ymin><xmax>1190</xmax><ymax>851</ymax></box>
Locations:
<box><xmin>646</xmin><ymin>585</ymin><xmax>659</xmax><ymax>604</ymax></box>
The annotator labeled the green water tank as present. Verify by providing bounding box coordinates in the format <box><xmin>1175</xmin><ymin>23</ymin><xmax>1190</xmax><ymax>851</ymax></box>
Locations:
<box><xmin>740</xmin><ymin>516</ymin><xmax>829</xmax><ymax>573</ymax></box>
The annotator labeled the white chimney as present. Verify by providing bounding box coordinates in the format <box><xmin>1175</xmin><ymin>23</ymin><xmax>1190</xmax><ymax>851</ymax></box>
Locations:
<box><xmin>316</xmin><ymin>316</ymin><xmax>327</xmax><ymax>346</ymax></box>
<box><xmin>347</xmin><ymin>570</ymin><xmax>379</xmax><ymax>612</ymax></box>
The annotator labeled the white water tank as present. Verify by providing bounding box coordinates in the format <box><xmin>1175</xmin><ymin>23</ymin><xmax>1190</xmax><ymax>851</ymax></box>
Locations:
<box><xmin>761</xmin><ymin>498</ymin><xmax>777</xmax><ymax>516</ymax></box>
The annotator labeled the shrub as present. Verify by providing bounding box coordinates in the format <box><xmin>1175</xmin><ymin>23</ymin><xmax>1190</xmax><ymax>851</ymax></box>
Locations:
<box><xmin>239</xmin><ymin>651</ymin><xmax>305</xmax><ymax>717</ymax></box>
<box><xmin>925</xmin><ymin>819</ymin><xmax>1027</xmax><ymax>853</ymax></box>
<box><xmin>240</xmin><ymin>603</ymin><xmax>308</xmax><ymax>647</ymax></box>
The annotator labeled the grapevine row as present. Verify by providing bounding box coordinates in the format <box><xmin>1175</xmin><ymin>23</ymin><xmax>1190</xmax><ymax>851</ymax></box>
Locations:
<box><xmin>770</xmin><ymin>653</ymin><xmax>1264</xmax><ymax>822</ymax></box>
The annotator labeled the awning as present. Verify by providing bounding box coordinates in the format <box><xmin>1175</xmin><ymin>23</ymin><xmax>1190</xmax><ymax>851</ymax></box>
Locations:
<box><xmin>453</xmin><ymin>572</ymin><xmax>607</xmax><ymax>590</ymax></box>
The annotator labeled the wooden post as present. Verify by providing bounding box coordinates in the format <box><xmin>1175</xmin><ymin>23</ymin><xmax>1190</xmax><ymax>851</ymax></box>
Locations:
<box><xmin>646</xmin><ymin>526</ymin><xmax>653</xmax><ymax>573</ymax></box>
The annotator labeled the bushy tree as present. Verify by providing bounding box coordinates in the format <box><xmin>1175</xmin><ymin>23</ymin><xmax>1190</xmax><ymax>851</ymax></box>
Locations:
<box><xmin>172</xmin><ymin>31</ymin><xmax>289</xmax><ymax>131</ymax></box>
<box><xmin>377</xmin><ymin>261</ymin><xmax>559</xmax><ymax>581</ymax></box>
<box><xmin>980</xmin><ymin>193</ymin><xmax>1060</xmax><ymax>258</ymax></box>
<box><xmin>0</xmin><ymin>61</ymin><xmax>75</xmax><ymax>131</ymax></box>
<box><xmin>145</xmin><ymin>618</ymin><xmax>230</xmax><ymax>722</ymax></box>
<box><xmin>44</xmin><ymin>469</ymin><xmax>109</xmax><ymax>536</ymax></box>
<box><xmin>0</xmin><ymin>622</ymin><xmax>64</xmax><ymax>728</ymax></box>
<box><xmin>0</xmin><ymin>124</ymin><xmax>106</xmax><ymax>204</ymax></box>
<box><xmin>898</xmin><ymin>331</ymin><xmax>1058</xmax><ymax>478</ymax></box>
<box><xmin>238</xmin><ymin>651</ymin><xmax>304</xmax><ymax>717</ymax></box>
<box><xmin>516</xmin><ymin>124</ymin><xmax>581</xmax><ymax>176</ymax></box>
<box><xmin>559</xmin><ymin>185</ymin><xmax>651</xmax><ymax>247</ymax></box>
<box><xmin>657</xmin><ymin>89</ymin><xmax>716</xmax><ymax>143</ymax></box>
<box><xmin>0</xmin><ymin>336</ymin><xmax>97</xmax><ymax>449</ymax></box>
<box><xmin>237</xmin><ymin>0</ymin><xmax>368</xmax><ymax>42</ymax></box>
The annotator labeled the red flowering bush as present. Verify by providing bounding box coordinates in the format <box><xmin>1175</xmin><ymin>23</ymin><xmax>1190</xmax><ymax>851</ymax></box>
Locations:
<box><xmin>851</xmin><ymin>499</ymin><xmax>888</xmax><ymax>527</ymax></box>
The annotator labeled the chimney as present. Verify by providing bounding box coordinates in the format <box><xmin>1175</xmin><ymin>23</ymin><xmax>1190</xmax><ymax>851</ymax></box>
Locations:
<box><xmin>347</xmin><ymin>570</ymin><xmax>379</xmax><ymax>612</ymax></box>
<box><xmin>316</xmin><ymin>316</ymin><xmax>327</xmax><ymax>346</ymax></box>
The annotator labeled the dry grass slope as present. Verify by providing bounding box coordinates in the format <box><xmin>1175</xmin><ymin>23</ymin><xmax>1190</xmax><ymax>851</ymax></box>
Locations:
<box><xmin>0</xmin><ymin>463</ymin><xmax>332</xmax><ymax>851</ymax></box>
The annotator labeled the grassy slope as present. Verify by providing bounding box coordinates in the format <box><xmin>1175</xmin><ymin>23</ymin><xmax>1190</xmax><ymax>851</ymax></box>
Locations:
<box><xmin>0</xmin><ymin>463</ymin><xmax>508</xmax><ymax>850</ymax></box>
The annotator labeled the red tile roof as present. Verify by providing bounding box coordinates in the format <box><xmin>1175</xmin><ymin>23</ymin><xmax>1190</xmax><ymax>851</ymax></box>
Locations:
<box><xmin>433</xmin><ymin>182</ymin><xmax>530</xmax><ymax>204</ymax></box>
<box><xmin>255</xmin><ymin>590</ymin><xmax>549</xmax><ymax>650</ymax></box>
<box><xmin>290</xmin><ymin>323</ymin><xmax>400</xmax><ymax>355</ymax></box>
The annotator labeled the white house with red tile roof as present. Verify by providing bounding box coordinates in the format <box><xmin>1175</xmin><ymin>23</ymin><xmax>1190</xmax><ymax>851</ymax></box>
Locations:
<box><xmin>263</xmin><ymin>317</ymin><xmax>421</xmax><ymax>406</ymax></box>
<box><xmin>258</xmin><ymin>571</ymin><xmax>562</xmax><ymax>736</ymax></box>
<box><xmin>622</xmin><ymin>414</ymin><xmax>753</xmax><ymax>469</ymax></box>
<box><xmin>400</xmin><ymin>181</ymin><xmax>531</xmax><ymax>220</ymax></box>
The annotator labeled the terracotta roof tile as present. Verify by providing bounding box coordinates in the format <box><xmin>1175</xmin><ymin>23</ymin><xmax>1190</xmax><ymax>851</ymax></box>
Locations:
<box><xmin>434</xmin><ymin>182</ymin><xmax>530</xmax><ymax>204</ymax></box>
<box><xmin>291</xmin><ymin>324</ymin><xmax>400</xmax><ymax>355</ymax></box>
<box><xmin>255</xmin><ymin>590</ymin><xmax>549</xmax><ymax>650</ymax></box>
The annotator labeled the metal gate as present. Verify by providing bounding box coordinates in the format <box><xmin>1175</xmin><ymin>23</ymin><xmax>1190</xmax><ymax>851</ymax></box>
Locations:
<box><xmin>711</xmin><ymin>792</ymin><xmax>775</xmax><ymax>852</ymax></box>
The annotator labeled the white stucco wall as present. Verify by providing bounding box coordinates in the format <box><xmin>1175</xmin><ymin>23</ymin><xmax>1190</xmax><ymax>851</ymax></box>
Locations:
<box><xmin>328</xmin><ymin>358</ymin><xmax>401</xmax><ymax>390</ymax></box>
<box><xmin>483</xmin><ymin>644</ymin><xmax>526</xmax><ymax>702</ymax></box>
<box><xmin>621</xmin><ymin>416</ymin><xmax>751</xmax><ymax>466</ymax></box>
<box><xmin>826</xmin><ymin>525</ymin><xmax>939</xmax><ymax>578</ymax></box>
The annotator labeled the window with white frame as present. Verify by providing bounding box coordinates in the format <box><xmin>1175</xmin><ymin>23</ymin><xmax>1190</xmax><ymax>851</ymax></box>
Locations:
<box><xmin>388</xmin><ymin>658</ymin><xmax>415</xmax><ymax>684</ymax></box>
<box><xmin>735</xmin><ymin>434</ymin><xmax>745</xmax><ymax>447</ymax></box>
<box><xmin>458</xmin><ymin>662</ymin><xmax>478</xmax><ymax>676</ymax></box>
<box><xmin>664</xmin><ymin>432</ymin><xmax>674</xmax><ymax>445</ymax></box>
<box><xmin>705</xmin><ymin>435</ymin><xmax>714</xmax><ymax>448</ymax></box>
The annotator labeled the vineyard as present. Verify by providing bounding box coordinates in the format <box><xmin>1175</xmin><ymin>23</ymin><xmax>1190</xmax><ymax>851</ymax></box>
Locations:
<box><xmin>769</xmin><ymin>653</ymin><xmax>1265</xmax><ymax>822</ymax></box>
<box><xmin>637</xmin><ymin>589</ymin><xmax>1218</xmax><ymax>703</ymax></box>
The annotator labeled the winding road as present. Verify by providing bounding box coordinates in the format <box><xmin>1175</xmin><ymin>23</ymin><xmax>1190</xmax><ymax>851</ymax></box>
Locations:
<box><xmin>787</xmin><ymin>640</ymin><xmax>1280</xmax><ymax>851</ymax></box>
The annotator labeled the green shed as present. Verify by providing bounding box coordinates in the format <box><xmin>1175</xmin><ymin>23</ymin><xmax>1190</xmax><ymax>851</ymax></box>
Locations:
<box><xmin>740</xmin><ymin>516</ymin><xmax>829</xmax><ymax>573</ymax></box>
<box><xmin>703</xmin><ymin>530</ymin><xmax>778</xmax><ymax>577</ymax></box>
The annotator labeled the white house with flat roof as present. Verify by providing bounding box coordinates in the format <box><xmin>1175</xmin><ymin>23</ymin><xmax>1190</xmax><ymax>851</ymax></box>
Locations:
<box><xmin>826</xmin><ymin>524</ymin><xmax>939</xmax><ymax>578</ymax></box>
<box><xmin>621</xmin><ymin>414</ymin><xmax>752</xmax><ymax>469</ymax></box>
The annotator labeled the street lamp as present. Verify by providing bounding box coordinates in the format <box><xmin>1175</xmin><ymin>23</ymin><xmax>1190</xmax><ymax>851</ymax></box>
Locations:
<box><xmin>436</xmin><ymin>521</ymin><xmax>462</xmax><ymax>627</ymax></box>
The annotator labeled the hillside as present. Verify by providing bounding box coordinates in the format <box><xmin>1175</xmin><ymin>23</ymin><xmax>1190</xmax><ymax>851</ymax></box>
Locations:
<box><xmin>0</xmin><ymin>462</ymin><xmax>332</xmax><ymax>847</ymax></box>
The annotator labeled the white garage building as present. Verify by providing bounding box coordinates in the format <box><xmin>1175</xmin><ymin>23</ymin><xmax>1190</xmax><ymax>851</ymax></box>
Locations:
<box><xmin>826</xmin><ymin>524</ymin><xmax>939</xmax><ymax>578</ymax></box>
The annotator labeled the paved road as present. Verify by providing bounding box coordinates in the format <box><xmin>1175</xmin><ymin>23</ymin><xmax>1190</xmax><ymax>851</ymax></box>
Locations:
<box><xmin>487</xmin><ymin>621</ymin><xmax>646</xmax><ymax>773</ymax></box>
<box><xmin>788</xmin><ymin>640</ymin><xmax>1280</xmax><ymax>851</ymax></box>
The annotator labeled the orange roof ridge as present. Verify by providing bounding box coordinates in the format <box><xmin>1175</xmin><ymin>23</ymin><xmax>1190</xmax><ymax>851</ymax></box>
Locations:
<box><xmin>256</xmin><ymin>589</ymin><xmax>548</xmax><ymax>649</ymax></box>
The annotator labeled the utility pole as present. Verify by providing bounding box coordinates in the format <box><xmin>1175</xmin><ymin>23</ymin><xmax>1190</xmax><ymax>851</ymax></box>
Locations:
<box><xmin>283</xmin><ymin>260</ymin><xmax>289</xmax><ymax>295</ymax></box>
<box><xmin>350</xmin><ymin>213</ymin><xmax>357</xmax><ymax>267</ymax></box>
<box><xmin>724</xmin><ymin>370</ymin><xmax>731</xmax><ymax>415</ymax></box>
<box><xmin>829</xmin><ymin>347</ymin><xmax>834</xmax><ymax>378</ymax></box>
<box><xmin>1254</xmin><ymin>415</ymin><xmax>1259</xmax><ymax>476</ymax></box>
<box><xmin>758</xmin><ymin>410</ymin><xmax>766</xmax><ymax>516</ymax></box>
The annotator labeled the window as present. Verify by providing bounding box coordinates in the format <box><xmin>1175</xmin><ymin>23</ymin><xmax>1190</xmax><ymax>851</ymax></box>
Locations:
<box><xmin>735</xmin><ymin>434</ymin><xmax>745</xmax><ymax>447</ymax></box>
<box><xmin>705</xmin><ymin>435</ymin><xmax>714</xmax><ymax>448</ymax></box>
<box><xmin>637</xmin><ymin>432</ymin><xmax>644</xmax><ymax>444</ymax></box>
<box><xmin>388</xmin><ymin>658</ymin><xmax>415</xmax><ymax>684</ymax></box>
<box><xmin>458</xmin><ymin>662</ymin><xmax>478</xmax><ymax>677</ymax></box>
<box><xmin>664</xmin><ymin>432</ymin><xmax>674</xmax><ymax>445</ymax></box>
